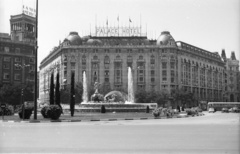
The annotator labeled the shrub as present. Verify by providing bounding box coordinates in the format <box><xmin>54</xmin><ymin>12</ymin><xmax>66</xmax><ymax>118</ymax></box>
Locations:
<box><xmin>18</xmin><ymin>105</ymin><xmax>33</xmax><ymax>119</ymax></box>
<box><xmin>41</xmin><ymin>106</ymin><xmax>50</xmax><ymax>118</ymax></box>
<box><xmin>101</xmin><ymin>105</ymin><xmax>106</xmax><ymax>113</ymax></box>
<box><xmin>0</xmin><ymin>105</ymin><xmax>14</xmax><ymax>116</ymax></box>
<box><xmin>46</xmin><ymin>105</ymin><xmax>62</xmax><ymax>120</ymax></box>
<box><xmin>152</xmin><ymin>108</ymin><xmax>160</xmax><ymax>118</ymax></box>
<box><xmin>185</xmin><ymin>108</ymin><xmax>197</xmax><ymax>115</ymax></box>
<box><xmin>166</xmin><ymin>109</ymin><xmax>173</xmax><ymax>118</ymax></box>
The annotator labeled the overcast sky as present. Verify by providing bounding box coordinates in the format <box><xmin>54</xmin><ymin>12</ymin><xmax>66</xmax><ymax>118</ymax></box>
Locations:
<box><xmin>0</xmin><ymin>0</ymin><xmax>239</xmax><ymax>67</ymax></box>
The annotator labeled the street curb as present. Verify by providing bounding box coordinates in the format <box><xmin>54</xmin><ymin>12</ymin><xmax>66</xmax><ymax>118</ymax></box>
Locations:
<box><xmin>0</xmin><ymin>113</ymin><xmax>205</xmax><ymax>123</ymax></box>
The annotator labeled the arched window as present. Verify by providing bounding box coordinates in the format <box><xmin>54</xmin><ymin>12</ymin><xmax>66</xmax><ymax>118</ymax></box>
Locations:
<box><xmin>93</xmin><ymin>55</ymin><xmax>98</xmax><ymax>60</ymax></box>
<box><xmin>150</xmin><ymin>55</ymin><xmax>155</xmax><ymax>64</ymax></box>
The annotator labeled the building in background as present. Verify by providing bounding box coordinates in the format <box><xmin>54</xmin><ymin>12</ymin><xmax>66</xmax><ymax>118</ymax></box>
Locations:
<box><xmin>0</xmin><ymin>13</ymin><xmax>36</xmax><ymax>92</ymax></box>
<box><xmin>221</xmin><ymin>50</ymin><xmax>240</xmax><ymax>102</ymax></box>
<box><xmin>39</xmin><ymin>25</ymin><xmax>240</xmax><ymax>105</ymax></box>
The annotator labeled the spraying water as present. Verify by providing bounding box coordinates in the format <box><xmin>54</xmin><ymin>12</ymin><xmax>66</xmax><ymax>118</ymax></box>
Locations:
<box><xmin>126</xmin><ymin>67</ymin><xmax>134</xmax><ymax>104</ymax></box>
<box><xmin>82</xmin><ymin>71</ymin><xmax>88</xmax><ymax>104</ymax></box>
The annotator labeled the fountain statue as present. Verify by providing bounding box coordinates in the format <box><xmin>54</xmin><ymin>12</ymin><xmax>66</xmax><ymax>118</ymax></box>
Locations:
<box><xmin>90</xmin><ymin>81</ymin><xmax>104</xmax><ymax>102</ymax></box>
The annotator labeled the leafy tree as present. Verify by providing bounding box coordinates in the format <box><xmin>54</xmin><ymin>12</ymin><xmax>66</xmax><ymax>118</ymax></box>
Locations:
<box><xmin>70</xmin><ymin>72</ymin><xmax>75</xmax><ymax>116</ymax></box>
<box><xmin>135</xmin><ymin>90</ymin><xmax>169</xmax><ymax>107</ymax></box>
<box><xmin>0</xmin><ymin>84</ymin><xmax>34</xmax><ymax>106</ymax></box>
<box><xmin>49</xmin><ymin>73</ymin><xmax>54</xmax><ymax>105</ymax></box>
<box><xmin>60</xmin><ymin>82</ymin><xmax>83</xmax><ymax>104</ymax></box>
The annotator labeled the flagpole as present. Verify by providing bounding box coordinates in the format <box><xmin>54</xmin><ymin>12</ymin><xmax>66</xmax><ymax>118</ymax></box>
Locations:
<box><xmin>129</xmin><ymin>17</ymin><xmax>130</xmax><ymax>37</ymax></box>
<box><xmin>118</xmin><ymin>15</ymin><xmax>119</xmax><ymax>37</ymax></box>
<box><xmin>95</xmin><ymin>14</ymin><xmax>97</xmax><ymax>36</ymax></box>
<box><xmin>140</xmin><ymin>14</ymin><xmax>142</xmax><ymax>37</ymax></box>
<box><xmin>107</xmin><ymin>16</ymin><xmax>108</xmax><ymax>37</ymax></box>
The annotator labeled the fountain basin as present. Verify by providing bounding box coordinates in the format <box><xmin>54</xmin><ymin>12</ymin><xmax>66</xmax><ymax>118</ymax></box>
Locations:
<box><xmin>78</xmin><ymin>103</ymin><xmax>158</xmax><ymax>113</ymax></box>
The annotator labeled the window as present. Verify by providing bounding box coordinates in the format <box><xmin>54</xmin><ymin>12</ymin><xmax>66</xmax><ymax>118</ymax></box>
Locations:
<box><xmin>105</xmin><ymin>78</ymin><xmax>109</xmax><ymax>82</ymax></box>
<box><xmin>170</xmin><ymin>62</ymin><xmax>175</xmax><ymax>69</ymax></box>
<box><xmin>29</xmin><ymin>58</ymin><xmax>34</xmax><ymax>63</ymax></box>
<box><xmin>4</xmin><ymin>57</ymin><xmax>11</xmax><ymax>62</ymax></box>
<box><xmin>105</xmin><ymin>70</ymin><xmax>109</xmax><ymax>76</ymax></box>
<box><xmin>4</xmin><ymin>47</ymin><xmax>10</xmax><ymax>53</ymax></box>
<box><xmin>171</xmin><ymin>70</ymin><xmax>175</xmax><ymax>77</ymax></box>
<box><xmin>162</xmin><ymin>77</ymin><xmax>167</xmax><ymax>81</ymax></box>
<box><xmin>151</xmin><ymin>78</ymin><xmax>155</xmax><ymax>82</ymax></box>
<box><xmin>151</xmin><ymin>70</ymin><xmax>155</xmax><ymax>75</ymax></box>
<box><xmin>15</xmin><ymin>57</ymin><xmax>21</xmax><ymax>62</ymax></box>
<box><xmin>15</xmin><ymin>48</ymin><xmax>20</xmax><ymax>54</ymax></box>
<box><xmin>3</xmin><ymin>73</ymin><xmax>10</xmax><ymax>80</ymax></box>
<box><xmin>162</xmin><ymin>70</ymin><xmax>167</xmax><ymax>76</ymax></box>
<box><xmin>14</xmin><ymin>74</ymin><xmax>20</xmax><ymax>80</ymax></box>
<box><xmin>150</xmin><ymin>58</ymin><xmax>155</xmax><ymax>64</ymax></box>
<box><xmin>162</xmin><ymin>62</ymin><xmax>167</xmax><ymax>69</ymax></box>
<box><xmin>116</xmin><ymin>70</ymin><xmax>121</xmax><ymax>76</ymax></box>
<box><xmin>29</xmin><ymin>65</ymin><xmax>34</xmax><ymax>71</ymax></box>
<box><xmin>15</xmin><ymin>65</ymin><xmax>21</xmax><ymax>70</ymax></box>
<box><xmin>71</xmin><ymin>63</ymin><xmax>75</xmax><ymax>69</ymax></box>
<box><xmin>3</xmin><ymin>63</ymin><xmax>10</xmax><ymax>69</ymax></box>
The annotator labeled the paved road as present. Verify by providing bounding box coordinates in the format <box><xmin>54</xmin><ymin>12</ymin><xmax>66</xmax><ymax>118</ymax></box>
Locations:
<box><xmin>0</xmin><ymin>112</ymin><xmax>239</xmax><ymax>154</ymax></box>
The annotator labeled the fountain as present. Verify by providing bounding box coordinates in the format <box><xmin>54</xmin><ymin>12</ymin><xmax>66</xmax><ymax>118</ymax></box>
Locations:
<box><xmin>78</xmin><ymin>67</ymin><xmax>157</xmax><ymax>112</ymax></box>
<box><xmin>126</xmin><ymin>67</ymin><xmax>134</xmax><ymax>104</ymax></box>
<box><xmin>82</xmin><ymin>71</ymin><xmax>88</xmax><ymax>104</ymax></box>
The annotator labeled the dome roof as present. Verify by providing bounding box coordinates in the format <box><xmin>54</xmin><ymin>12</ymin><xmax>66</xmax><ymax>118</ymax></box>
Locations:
<box><xmin>65</xmin><ymin>32</ymin><xmax>82</xmax><ymax>45</ymax></box>
<box><xmin>156</xmin><ymin>31</ymin><xmax>176</xmax><ymax>46</ymax></box>
<box><xmin>86</xmin><ymin>39</ymin><xmax>102</xmax><ymax>45</ymax></box>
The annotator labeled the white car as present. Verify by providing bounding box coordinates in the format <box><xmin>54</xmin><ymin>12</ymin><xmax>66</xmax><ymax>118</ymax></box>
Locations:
<box><xmin>208</xmin><ymin>108</ymin><xmax>215</xmax><ymax>113</ymax></box>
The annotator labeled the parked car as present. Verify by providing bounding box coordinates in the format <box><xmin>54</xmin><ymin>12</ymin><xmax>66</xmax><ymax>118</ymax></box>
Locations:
<box><xmin>222</xmin><ymin>108</ymin><xmax>229</xmax><ymax>113</ymax></box>
<box><xmin>228</xmin><ymin>108</ymin><xmax>234</xmax><ymax>113</ymax></box>
<box><xmin>232</xmin><ymin>107</ymin><xmax>240</xmax><ymax>113</ymax></box>
<box><xmin>208</xmin><ymin>108</ymin><xmax>215</xmax><ymax>113</ymax></box>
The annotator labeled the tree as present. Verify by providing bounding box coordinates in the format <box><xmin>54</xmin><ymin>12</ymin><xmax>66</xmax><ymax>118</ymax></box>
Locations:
<box><xmin>75</xmin><ymin>82</ymin><xmax>83</xmax><ymax>104</ymax></box>
<box><xmin>0</xmin><ymin>84</ymin><xmax>21</xmax><ymax>106</ymax></box>
<box><xmin>0</xmin><ymin>84</ymin><xmax>34</xmax><ymax>106</ymax></box>
<box><xmin>60</xmin><ymin>82</ymin><xmax>83</xmax><ymax>104</ymax></box>
<box><xmin>49</xmin><ymin>73</ymin><xmax>54</xmax><ymax>105</ymax></box>
<box><xmin>55</xmin><ymin>73</ymin><xmax>61</xmax><ymax>106</ymax></box>
<box><xmin>70</xmin><ymin>72</ymin><xmax>75</xmax><ymax>116</ymax></box>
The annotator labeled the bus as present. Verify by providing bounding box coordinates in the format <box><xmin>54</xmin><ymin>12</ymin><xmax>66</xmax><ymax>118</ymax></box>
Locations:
<box><xmin>207</xmin><ymin>102</ymin><xmax>240</xmax><ymax>111</ymax></box>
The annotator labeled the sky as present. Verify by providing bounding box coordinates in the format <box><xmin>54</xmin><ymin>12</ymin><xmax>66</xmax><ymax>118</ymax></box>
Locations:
<box><xmin>0</xmin><ymin>0</ymin><xmax>239</xmax><ymax>67</ymax></box>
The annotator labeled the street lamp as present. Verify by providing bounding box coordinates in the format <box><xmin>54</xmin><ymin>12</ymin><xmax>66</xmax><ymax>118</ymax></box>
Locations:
<box><xmin>15</xmin><ymin>63</ymin><xmax>30</xmax><ymax>120</ymax></box>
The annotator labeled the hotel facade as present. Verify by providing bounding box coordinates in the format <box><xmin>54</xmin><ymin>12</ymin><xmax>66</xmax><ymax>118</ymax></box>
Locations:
<box><xmin>39</xmin><ymin>26</ymin><xmax>240</xmax><ymax>104</ymax></box>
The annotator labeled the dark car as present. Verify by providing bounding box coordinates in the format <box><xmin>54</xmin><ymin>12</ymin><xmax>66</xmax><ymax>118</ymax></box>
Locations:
<box><xmin>222</xmin><ymin>108</ymin><xmax>229</xmax><ymax>113</ymax></box>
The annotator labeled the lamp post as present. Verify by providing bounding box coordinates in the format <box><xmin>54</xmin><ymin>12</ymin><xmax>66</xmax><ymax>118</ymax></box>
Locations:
<box><xmin>34</xmin><ymin>0</ymin><xmax>38</xmax><ymax>120</ymax></box>
<box><xmin>15</xmin><ymin>63</ymin><xmax>30</xmax><ymax>120</ymax></box>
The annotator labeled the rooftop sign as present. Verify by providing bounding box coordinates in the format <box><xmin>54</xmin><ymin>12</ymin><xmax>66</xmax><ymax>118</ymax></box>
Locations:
<box><xmin>95</xmin><ymin>27</ymin><xmax>144</xmax><ymax>37</ymax></box>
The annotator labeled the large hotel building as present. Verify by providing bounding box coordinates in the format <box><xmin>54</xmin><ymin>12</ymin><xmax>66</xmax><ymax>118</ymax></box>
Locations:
<box><xmin>39</xmin><ymin>26</ymin><xmax>240</xmax><ymax>104</ymax></box>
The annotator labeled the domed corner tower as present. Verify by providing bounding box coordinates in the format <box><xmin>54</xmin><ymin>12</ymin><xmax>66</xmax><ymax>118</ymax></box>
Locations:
<box><xmin>156</xmin><ymin>31</ymin><xmax>176</xmax><ymax>47</ymax></box>
<box><xmin>64</xmin><ymin>31</ymin><xmax>82</xmax><ymax>45</ymax></box>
